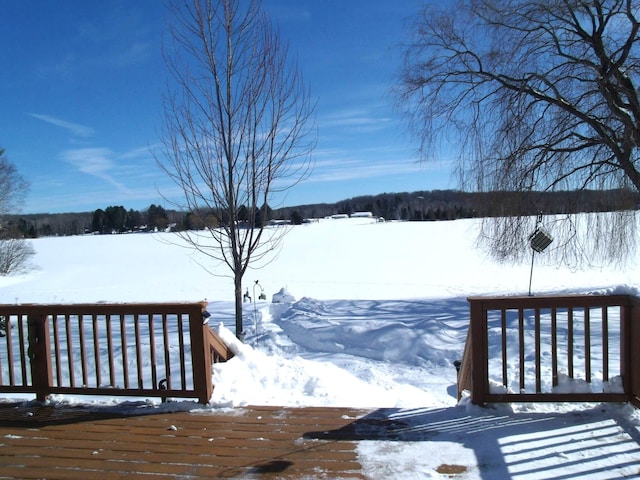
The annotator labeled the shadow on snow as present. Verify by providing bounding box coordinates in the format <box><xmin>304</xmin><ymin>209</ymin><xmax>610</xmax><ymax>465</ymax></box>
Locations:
<box><xmin>304</xmin><ymin>403</ymin><xmax>640</xmax><ymax>479</ymax></box>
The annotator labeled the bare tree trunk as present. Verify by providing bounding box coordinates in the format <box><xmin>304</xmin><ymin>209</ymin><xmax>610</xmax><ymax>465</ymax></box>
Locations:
<box><xmin>234</xmin><ymin>273</ymin><xmax>243</xmax><ymax>340</ymax></box>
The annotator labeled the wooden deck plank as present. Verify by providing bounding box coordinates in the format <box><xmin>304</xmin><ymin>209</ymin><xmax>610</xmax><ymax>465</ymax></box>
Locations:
<box><xmin>0</xmin><ymin>403</ymin><xmax>370</xmax><ymax>479</ymax></box>
<box><xmin>1</xmin><ymin>430</ymin><xmax>357</xmax><ymax>454</ymax></box>
<box><xmin>4</xmin><ymin>437</ymin><xmax>359</xmax><ymax>462</ymax></box>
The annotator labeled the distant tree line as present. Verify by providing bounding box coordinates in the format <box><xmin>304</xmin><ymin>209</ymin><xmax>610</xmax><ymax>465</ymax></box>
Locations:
<box><xmin>4</xmin><ymin>202</ymin><xmax>278</xmax><ymax>238</ymax></box>
<box><xmin>3</xmin><ymin>189</ymin><xmax>637</xmax><ymax>239</ymax></box>
<box><xmin>4</xmin><ymin>204</ymin><xmax>178</xmax><ymax>238</ymax></box>
<box><xmin>275</xmin><ymin>189</ymin><xmax>638</xmax><ymax>223</ymax></box>
<box><xmin>89</xmin><ymin>204</ymin><xmax>174</xmax><ymax>234</ymax></box>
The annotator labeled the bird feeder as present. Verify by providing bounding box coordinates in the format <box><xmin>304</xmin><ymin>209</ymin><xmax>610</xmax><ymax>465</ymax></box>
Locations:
<box><xmin>529</xmin><ymin>226</ymin><xmax>553</xmax><ymax>253</ymax></box>
<box><xmin>528</xmin><ymin>217</ymin><xmax>553</xmax><ymax>295</ymax></box>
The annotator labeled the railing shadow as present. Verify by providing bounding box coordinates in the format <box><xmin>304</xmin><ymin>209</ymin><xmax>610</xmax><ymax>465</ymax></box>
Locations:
<box><xmin>304</xmin><ymin>404</ymin><xmax>640</xmax><ymax>479</ymax></box>
<box><xmin>0</xmin><ymin>399</ymin><xmax>204</xmax><ymax>428</ymax></box>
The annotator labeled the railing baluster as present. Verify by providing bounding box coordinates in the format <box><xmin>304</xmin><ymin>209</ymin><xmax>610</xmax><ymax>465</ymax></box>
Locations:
<box><xmin>551</xmin><ymin>308</ymin><xmax>558</xmax><ymax>387</ymax></box>
<box><xmin>178</xmin><ymin>313</ymin><xmax>186</xmax><ymax>390</ymax></box>
<box><xmin>106</xmin><ymin>314</ymin><xmax>115</xmax><ymax>387</ymax></box>
<box><xmin>535</xmin><ymin>308</ymin><xmax>541</xmax><ymax>393</ymax></box>
<box><xmin>5</xmin><ymin>315</ymin><xmax>14</xmax><ymax>385</ymax></box>
<box><xmin>518</xmin><ymin>307</ymin><xmax>525</xmax><ymax>392</ymax></box>
<box><xmin>501</xmin><ymin>309</ymin><xmax>507</xmax><ymax>387</ymax></box>
<box><xmin>568</xmin><ymin>307</ymin><xmax>574</xmax><ymax>379</ymax></box>
<box><xmin>92</xmin><ymin>314</ymin><xmax>101</xmax><ymax>387</ymax></box>
<box><xmin>120</xmin><ymin>314</ymin><xmax>129</xmax><ymax>389</ymax></box>
<box><xmin>149</xmin><ymin>314</ymin><xmax>157</xmax><ymax>391</ymax></box>
<box><xmin>602</xmin><ymin>306</ymin><xmax>609</xmax><ymax>383</ymax></box>
<box><xmin>163</xmin><ymin>313</ymin><xmax>171</xmax><ymax>390</ymax></box>
<box><xmin>134</xmin><ymin>314</ymin><xmax>143</xmax><ymax>388</ymax></box>
<box><xmin>91</xmin><ymin>313</ymin><xmax>102</xmax><ymax>387</ymax></box>
<box><xmin>52</xmin><ymin>315</ymin><xmax>62</xmax><ymax>386</ymax></box>
<box><xmin>78</xmin><ymin>314</ymin><xmax>88</xmax><ymax>387</ymax></box>
<box><xmin>65</xmin><ymin>314</ymin><xmax>75</xmax><ymax>387</ymax></box>
<box><xmin>18</xmin><ymin>316</ymin><xmax>27</xmax><ymax>385</ymax></box>
<box><xmin>585</xmin><ymin>307</ymin><xmax>591</xmax><ymax>383</ymax></box>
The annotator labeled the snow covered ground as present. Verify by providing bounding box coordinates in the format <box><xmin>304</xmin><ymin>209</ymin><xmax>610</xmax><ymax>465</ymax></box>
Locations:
<box><xmin>1</xmin><ymin>216</ymin><xmax>640</xmax><ymax>479</ymax></box>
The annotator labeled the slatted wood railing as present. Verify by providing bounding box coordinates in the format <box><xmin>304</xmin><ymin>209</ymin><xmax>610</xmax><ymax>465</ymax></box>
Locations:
<box><xmin>460</xmin><ymin>294</ymin><xmax>640</xmax><ymax>407</ymax></box>
<box><xmin>0</xmin><ymin>302</ymin><xmax>233</xmax><ymax>403</ymax></box>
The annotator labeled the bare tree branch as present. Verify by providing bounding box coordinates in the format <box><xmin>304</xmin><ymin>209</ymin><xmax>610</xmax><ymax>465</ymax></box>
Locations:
<box><xmin>398</xmin><ymin>0</ymin><xmax>640</xmax><ymax>264</ymax></box>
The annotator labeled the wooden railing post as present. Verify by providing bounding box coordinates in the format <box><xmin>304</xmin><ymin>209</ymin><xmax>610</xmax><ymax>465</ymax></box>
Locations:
<box><xmin>189</xmin><ymin>305</ymin><xmax>213</xmax><ymax>404</ymax></box>
<box><xmin>27</xmin><ymin>312</ymin><xmax>53</xmax><ymax>402</ymax></box>
<box><xmin>468</xmin><ymin>298</ymin><xmax>488</xmax><ymax>405</ymax></box>
<box><xmin>627</xmin><ymin>297</ymin><xmax>640</xmax><ymax>407</ymax></box>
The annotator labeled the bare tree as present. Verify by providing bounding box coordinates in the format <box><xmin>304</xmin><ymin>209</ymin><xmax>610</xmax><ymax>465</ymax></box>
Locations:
<box><xmin>158</xmin><ymin>0</ymin><xmax>315</xmax><ymax>338</ymax></box>
<box><xmin>398</xmin><ymin>0</ymin><xmax>640</xmax><ymax>265</ymax></box>
<box><xmin>0</xmin><ymin>149</ymin><xmax>28</xmax><ymax>217</ymax></box>
<box><xmin>0</xmin><ymin>238</ymin><xmax>35</xmax><ymax>275</ymax></box>
<box><xmin>0</xmin><ymin>149</ymin><xmax>32</xmax><ymax>275</ymax></box>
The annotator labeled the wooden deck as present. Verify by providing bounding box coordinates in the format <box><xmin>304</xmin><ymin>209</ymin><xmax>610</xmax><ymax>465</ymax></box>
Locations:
<box><xmin>0</xmin><ymin>402</ymin><xmax>371</xmax><ymax>479</ymax></box>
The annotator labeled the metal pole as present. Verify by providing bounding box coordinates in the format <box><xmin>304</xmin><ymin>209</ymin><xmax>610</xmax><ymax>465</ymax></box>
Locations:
<box><xmin>528</xmin><ymin>249</ymin><xmax>536</xmax><ymax>296</ymax></box>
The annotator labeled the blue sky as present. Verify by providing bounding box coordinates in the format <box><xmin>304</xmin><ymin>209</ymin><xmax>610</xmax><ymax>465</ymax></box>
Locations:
<box><xmin>1</xmin><ymin>0</ymin><xmax>453</xmax><ymax>214</ymax></box>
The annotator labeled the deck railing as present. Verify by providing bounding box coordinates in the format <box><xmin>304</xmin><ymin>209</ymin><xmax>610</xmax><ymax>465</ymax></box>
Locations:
<box><xmin>459</xmin><ymin>294</ymin><xmax>640</xmax><ymax>407</ymax></box>
<box><xmin>0</xmin><ymin>302</ymin><xmax>233</xmax><ymax>403</ymax></box>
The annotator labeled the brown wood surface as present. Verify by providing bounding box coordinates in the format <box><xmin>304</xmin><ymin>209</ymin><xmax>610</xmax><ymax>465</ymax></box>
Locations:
<box><xmin>0</xmin><ymin>402</ymin><xmax>370</xmax><ymax>479</ymax></box>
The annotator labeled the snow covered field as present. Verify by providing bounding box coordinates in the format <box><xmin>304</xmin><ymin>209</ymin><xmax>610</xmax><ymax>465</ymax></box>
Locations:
<box><xmin>1</xmin><ymin>216</ymin><xmax>640</xmax><ymax>479</ymax></box>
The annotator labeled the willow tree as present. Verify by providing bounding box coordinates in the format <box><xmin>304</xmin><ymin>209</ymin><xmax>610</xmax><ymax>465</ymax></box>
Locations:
<box><xmin>159</xmin><ymin>0</ymin><xmax>315</xmax><ymax>337</ymax></box>
<box><xmin>398</xmin><ymin>0</ymin><xmax>640</xmax><ymax>265</ymax></box>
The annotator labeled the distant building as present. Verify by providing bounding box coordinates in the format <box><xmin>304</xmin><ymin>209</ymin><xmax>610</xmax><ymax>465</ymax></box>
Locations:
<box><xmin>269</xmin><ymin>219</ymin><xmax>291</xmax><ymax>226</ymax></box>
<box><xmin>351</xmin><ymin>212</ymin><xmax>373</xmax><ymax>218</ymax></box>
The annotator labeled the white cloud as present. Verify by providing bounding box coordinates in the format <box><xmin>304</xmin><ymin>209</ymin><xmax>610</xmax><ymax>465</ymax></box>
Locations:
<box><xmin>28</xmin><ymin>113</ymin><xmax>94</xmax><ymax>138</ymax></box>
<box><xmin>60</xmin><ymin>147</ymin><xmax>130</xmax><ymax>193</ymax></box>
<box><xmin>322</xmin><ymin>108</ymin><xmax>392</xmax><ymax>131</ymax></box>
<box><xmin>305</xmin><ymin>146</ymin><xmax>454</xmax><ymax>184</ymax></box>
<box><xmin>120</xmin><ymin>144</ymin><xmax>157</xmax><ymax>160</ymax></box>
<box><xmin>309</xmin><ymin>160</ymin><xmax>422</xmax><ymax>183</ymax></box>
<box><xmin>110</xmin><ymin>42</ymin><xmax>152</xmax><ymax>67</ymax></box>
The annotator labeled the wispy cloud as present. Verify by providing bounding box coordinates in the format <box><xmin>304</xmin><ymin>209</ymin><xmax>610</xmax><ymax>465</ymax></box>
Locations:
<box><xmin>309</xmin><ymin>160</ymin><xmax>421</xmax><ymax>183</ymax></box>
<box><xmin>60</xmin><ymin>147</ymin><xmax>131</xmax><ymax>193</ymax></box>
<box><xmin>306</xmin><ymin>146</ymin><xmax>454</xmax><ymax>184</ymax></box>
<box><xmin>322</xmin><ymin>108</ymin><xmax>392</xmax><ymax>133</ymax></box>
<box><xmin>109</xmin><ymin>41</ymin><xmax>152</xmax><ymax>68</ymax></box>
<box><xmin>28</xmin><ymin>113</ymin><xmax>94</xmax><ymax>138</ymax></box>
<box><xmin>120</xmin><ymin>144</ymin><xmax>157</xmax><ymax>160</ymax></box>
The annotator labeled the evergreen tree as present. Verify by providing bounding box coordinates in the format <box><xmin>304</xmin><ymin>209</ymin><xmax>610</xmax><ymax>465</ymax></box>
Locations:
<box><xmin>290</xmin><ymin>210</ymin><xmax>303</xmax><ymax>225</ymax></box>
<box><xmin>147</xmin><ymin>204</ymin><xmax>169</xmax><ymax>230</ymax></box>
<box><xmin>91</xmin><ymin>209</ymin><xmax>106</xmax><ymax>233</ymax></box>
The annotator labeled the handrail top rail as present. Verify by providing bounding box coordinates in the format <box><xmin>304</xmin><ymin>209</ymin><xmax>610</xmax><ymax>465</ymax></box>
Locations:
<box><xmin>467</xmin><ymin>293</ymin><xmax>640</xmax><ymax>309</ymax></box>
<box><xmin>0</xmin><ymin>301</ymin><xmax>209</xmax><ymax>316</ymax></box>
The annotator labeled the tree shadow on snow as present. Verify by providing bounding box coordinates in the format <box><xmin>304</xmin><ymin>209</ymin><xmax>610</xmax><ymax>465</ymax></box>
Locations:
<box><xmin>304</xmin><ymin>403</ymin><xmax>640</xmax><ymax>479</ymax></box>
<box><xmin>273</xmin><ymin>296</ymin><xmax>472</xmax><ymax>367</ymax></box>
